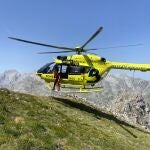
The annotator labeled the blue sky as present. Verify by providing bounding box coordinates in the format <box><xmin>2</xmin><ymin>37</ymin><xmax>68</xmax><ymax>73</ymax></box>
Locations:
<box><xmin>0</xmin><ymin>0</ymin><xmax>150</xmax><ymax>79</ymax></box>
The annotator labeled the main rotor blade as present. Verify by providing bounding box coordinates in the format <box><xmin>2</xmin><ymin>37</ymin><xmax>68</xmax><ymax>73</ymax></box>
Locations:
<box><xmin>84</xmin><ymin>43</ymin><xmax>143</xmax><ymax>51</ymax></box>
<box><xmin>8</xmin><ymin>37</ymin><xmax>75</xmax><ymax>51</ymax></box>
<box><xmin>37</xmin><ymin>51</ymin><xmax>73</xmax><ymax>54</ymax></box>
<box><xmin>81</xmin><ymin>26</ymin><xmax>103</xmax><ymax>49</ymax></box>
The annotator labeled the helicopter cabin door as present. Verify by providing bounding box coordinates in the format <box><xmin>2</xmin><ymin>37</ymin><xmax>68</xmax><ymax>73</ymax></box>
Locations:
<box><xmin>67</xmin><ymin>66</ymin><xmax>87</xmax><ymax>85</ymax></box>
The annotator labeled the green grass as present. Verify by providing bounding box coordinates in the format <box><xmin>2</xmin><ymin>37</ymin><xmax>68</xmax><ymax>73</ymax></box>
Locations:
<box><xmin>0</xmin><ymin>88</ymin><xmax>150</xmax><ymax>150</ymax></box>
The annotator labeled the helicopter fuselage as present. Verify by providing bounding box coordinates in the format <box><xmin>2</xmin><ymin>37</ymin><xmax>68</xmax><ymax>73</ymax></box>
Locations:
<box><xmin>36</xmin><ymin>54</ymin><xmax>109</xmax><ymax>86</ymax></box>
<box><xmin>37</xmin><ymin>54</ymin><xmax>150</xmax><ymax>87</ymax></box>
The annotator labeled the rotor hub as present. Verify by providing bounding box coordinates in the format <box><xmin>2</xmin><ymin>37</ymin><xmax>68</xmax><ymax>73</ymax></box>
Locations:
<box><xmin>75</xmin><ymin>46</ymin><xmax>84</xmax><ymax>54</ymax></box>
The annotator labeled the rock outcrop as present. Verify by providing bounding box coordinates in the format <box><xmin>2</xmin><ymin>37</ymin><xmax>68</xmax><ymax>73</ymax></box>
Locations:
<box><xmin>111</xmin><ymin>93</ymin><xmax>150</xmax><ymax>130</ymax></box>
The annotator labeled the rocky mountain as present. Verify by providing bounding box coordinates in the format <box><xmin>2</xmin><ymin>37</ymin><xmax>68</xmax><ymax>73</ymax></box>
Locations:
<box><xmin>0</xmin><ymin>70</ymin><xmax>49</xmax><ymax>96</ymax></box>
<box><xmin>111</xmin><ymin>93</ymin><xmax>150</xmax><ymax>130</ymax></box>
<box><xmin>0</xmin><ymin>70</ymin><xmax>150</xmax><ymax>105</ymax></box>
<box><xmin>80</xmin><ymin>74</ymin><xmax>150</xmax><ymax>107</ymax></box>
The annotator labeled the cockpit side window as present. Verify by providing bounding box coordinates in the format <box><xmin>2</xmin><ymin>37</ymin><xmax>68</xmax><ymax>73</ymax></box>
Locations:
<box><xmin>47</xmin><ymin>63</ymin><xmax>55</xmax><ymax>73</ymax></box>
<box><xmin>37</xmin><ymin>62</ymin><xmax>55</xmax><ymax>74</ymax></box>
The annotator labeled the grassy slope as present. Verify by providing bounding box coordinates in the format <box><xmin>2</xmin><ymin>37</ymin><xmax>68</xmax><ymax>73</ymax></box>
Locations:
<box><xmin>0</xmin><ymin>89</ymin><xmax>150</xmax><ymax>150</ymax></box>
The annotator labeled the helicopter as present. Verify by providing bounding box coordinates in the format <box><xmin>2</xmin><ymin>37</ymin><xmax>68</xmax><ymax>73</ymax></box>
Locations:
<box><xmin>9</xmin><ymin>26</ymin><xmax>150</xmax><ymax>92</ymax></box>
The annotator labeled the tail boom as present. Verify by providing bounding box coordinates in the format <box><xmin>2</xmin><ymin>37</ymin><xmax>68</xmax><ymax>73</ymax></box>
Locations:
<box><xmin>109</xmin><ymin>61</ymin><xmax>150</xmax><ymax>72</ymax></box>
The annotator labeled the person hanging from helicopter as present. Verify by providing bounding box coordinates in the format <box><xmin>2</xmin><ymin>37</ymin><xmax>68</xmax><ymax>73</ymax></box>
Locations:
<box><xmin>52</xmin><ymin>65</ymin><xmax>61</xmax><ymax>91</ymax></box>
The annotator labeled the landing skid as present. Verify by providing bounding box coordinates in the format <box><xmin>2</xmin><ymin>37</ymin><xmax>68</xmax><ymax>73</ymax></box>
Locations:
<box><xmin>62</xmin><ymin>84</ymin><xmax>103</xmax><ymax>93</ymax></box>
<box><xmin>61</xmin><ymin>88</ymin><xmax>103</xmax><ymax>93</ymax></box>
<box><xmin>46</xmin><ymin>83</ymin><xmax>103</xmax><ymax>93</ymax></box>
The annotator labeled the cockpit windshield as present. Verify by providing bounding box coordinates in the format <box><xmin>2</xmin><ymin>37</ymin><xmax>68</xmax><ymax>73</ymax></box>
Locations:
<box><xmin>37</xmin><ymin>62</ymin><xmax>55</xmax><ymax>73</ymax></box>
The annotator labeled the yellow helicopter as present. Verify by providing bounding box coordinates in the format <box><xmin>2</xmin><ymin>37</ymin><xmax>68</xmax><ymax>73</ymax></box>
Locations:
<box><xmin>9</xmin><ymin>27</ymin><xmax>150</xmax><ymax>92</ymax></box>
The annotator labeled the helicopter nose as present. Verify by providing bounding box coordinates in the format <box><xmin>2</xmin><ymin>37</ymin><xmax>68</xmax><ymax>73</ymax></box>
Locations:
<box><xmin>36</xmin><ymin>72</ymin><xmax>42</xmax><ymax>77</ymax></box>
